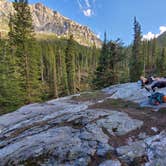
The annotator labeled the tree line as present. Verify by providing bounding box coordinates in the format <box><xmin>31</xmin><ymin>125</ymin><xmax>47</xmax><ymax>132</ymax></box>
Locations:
<box><xmin>129</xmin><ymin>17</ymin><xmax>166</xmax><ymax>81</ymax></box>
<box><xmin>93</xmin><ymin>17</ymin><xmax>166</xmax><ymax>89</ymax></box>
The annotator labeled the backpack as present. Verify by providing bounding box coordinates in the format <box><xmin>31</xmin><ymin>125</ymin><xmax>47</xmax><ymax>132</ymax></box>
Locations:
<box><xmin>148</xmin><ymin>92</ymin><xmax>165</xmax><ymax>105</ymax></box>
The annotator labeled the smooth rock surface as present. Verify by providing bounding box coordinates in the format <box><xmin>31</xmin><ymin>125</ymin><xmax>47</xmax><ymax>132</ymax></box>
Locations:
<box><xmin>117</xmin><ymin>141</ymin><xmax>146</xmax><ymax>161</ymax></box>
<box><xmin>0</xmin><ymin>83</ymin><xmax>166</xmax><ymax>165</ymax></box>
<box><xmin>99</xmin><ymin>160</ymin><xmax>121</xmax><ymax>166</ymax></box>
<box><xmin>0</xmin><ymin>95</ymin><xmax>141</xmax><ymax>165</ymax></box>
<box><xmin>145</xmin><ymin>132</ymin><xmax>166</xmax><ymax>166</ymax></box>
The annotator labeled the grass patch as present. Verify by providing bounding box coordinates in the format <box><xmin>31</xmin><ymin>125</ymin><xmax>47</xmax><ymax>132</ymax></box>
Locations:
<box><xmin>0</xmin><ymin>106</ymin><xmax>19</xmax><ymax>116</ymax></box>
<box><xmin>35</xmin><ymin>32</ymin><xmax>58</xmax><ymax>40</ymax></box>
<box><xmin>157</xmin><ymin>108</ymin><xmax>166</xmax><ymax>114</ymax></box>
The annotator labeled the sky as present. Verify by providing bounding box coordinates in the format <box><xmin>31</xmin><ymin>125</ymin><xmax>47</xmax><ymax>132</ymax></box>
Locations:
<box><xmin>27</xmin><ymin>0</ymin><xmax>166</xmax><ymax>45</ymax></box>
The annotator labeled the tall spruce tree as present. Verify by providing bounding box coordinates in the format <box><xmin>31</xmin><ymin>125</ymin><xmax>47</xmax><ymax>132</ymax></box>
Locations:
<box><xmin>156</xmin><ymin>48</ymin><xmax>166</xmax><ymax>76</ymax></box>
<box><xmin>48</xmin><ymin>45</ymin><xmax>58</xmax><ymax>98</ymax></box>
<box><xmin>8</xmin><ymin>0</ymin><xmax>42</xmax><ymax>104</ymax></box>
<box><xmin>92</xmin><ymin>33</ymin><xmax>124</xmax><ymax>89</ymax></box>
<box><xmin>130</xmin><ymin>17</ymin><xmax>143</xmax><ymax>81</ymax></box>
<box><xmin>0</xmin><ymin>39</ymin><xmax>23</xmax><ymax>110</ymax></box>
<box><xmin>56</xmin><ymin>47</ymin><xmax>69</xmax><ymax>96</ymax></box>
<box><xmin>142</xmin><ymin>40</ymin><xmax>148</xmax><ymax>75</ymax></box>
<box><xmin>151</xmin><ymin>38</ymin><xmax>157</xmax><ymax>68</ymax></box>
<box><xmin>0</xmin><ymin>40</ymin><xmax>9</xmax><ymax>108</ymax></box>
<box><xmin>92</xmin><ymin>32</ymin><xmax>109</xmax><ymax>89</ymax></box>
<box><xmin>107</xmin><ymin>39</ymin><xmax>125</xmax><ymax>84</ymax></box>
<box><xmin>65</xmin><ymin>35</ymin><xmax>76</xmax><ymax>94</ymax></box>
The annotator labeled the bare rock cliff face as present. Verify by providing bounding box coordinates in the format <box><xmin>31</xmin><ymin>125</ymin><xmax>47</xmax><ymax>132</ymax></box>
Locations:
<box><xmin>0</xmin><ymin>0</ymin><xmax>14</xmax><ymax>33</ymax></box>
<box><xmin>0</xmin><ymin>0</ymin><xmax>102</xmax><ymax>47</ymax></box>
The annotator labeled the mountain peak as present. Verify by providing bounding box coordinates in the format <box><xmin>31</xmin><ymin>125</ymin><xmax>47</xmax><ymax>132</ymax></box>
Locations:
<box><xmin>0</xmin><ymin>0</ymin><xmax>102</xmax><ymax>47</ymax></box>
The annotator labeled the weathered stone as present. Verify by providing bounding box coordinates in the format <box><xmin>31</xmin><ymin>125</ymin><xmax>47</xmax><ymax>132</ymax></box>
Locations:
<box><xmin>0</xmin><ymin>101</ymin><xmax>116</xmax><ymax>165</ymax></box>
<box><xmin>138</xmin><ymin>132</ymin><xmax>148</xmax><ymax>139</ymax></box>
<box><xmin>97</xmin><ymin>142</ymin><xmax>114</xmax><ymax>156</ymax></box>
<box><xmin>72</xmin><ymin>157</ymin><xmax>91</xmax><ymax>166</ymax></box>
<box><xmin>0</xmin><ymin>127</ymin><xmax>80</xmax><ymax>165</ymax></box>
<box><xmin>96</xmin><ymin>111</ymin><xmax>143</xmax><ymax>136</ymax></box>
<box><xmin>116</xmin><ymin>141</ymin><xmax>146</xmax><ymax>161</ymax></box>
<box><xmin>99</xmin><ymin>160</ymin><xmax>121</xmax><ymax>166</ymax></box>
<box><xmin>81</xmin><ymin>123</ymin><xmax>109</xmax><ymax>144</ymax></box>
<box><xmin>145</xmin><ymin>132</ymin><xmax>166</xmax><ymax>166</ymax></box>
<box><xmin>103</xmin><ymin>83</ymin><xmax>147</xmax><ymax>103</ymax></box>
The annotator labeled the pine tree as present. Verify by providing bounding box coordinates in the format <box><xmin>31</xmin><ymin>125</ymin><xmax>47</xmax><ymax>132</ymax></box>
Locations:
<box><xmin>8</xmin><ymin>0</ymin><xmax>42</xmax><ymax>104</ymax></box>
<box><xmin>0</xmin><ymin>38</ymin><xmax>23</xmax><ymax>111</ymax></box>
<box><xmin>106</xmin><ymin>39</ymin><xmax>124</xmax><ymax>84</ymax></box>
<box><xmin>142</xmin><ymin>40</ymin><xmax>148</xmax><ymax>75</ymax></box>
<box><xmin>130</xmin><ymin>17</ymin><xmax>143</xmax><ymax>81</ymax></box>
<box><xmin>65</xmin><ymin>35</ymin><xmax>76</xmax><ymax>94</ymax></box>
<box><xmin>92</xmin><ymin>32</ymin><xmax>109</xmax><ymax>89</ymax></box>
<box><xmin>156</xmin><ymin>48</ymin><xmax>166</xmax><ymax>76</ymax></box>
<box><xmin>92</xmin><ymin>33</ymin><xmax>124</xmax><ymax>89</ymax></box>
<box><xmin>49</xmin><ymin>45</ymin><xmax>58</xmax><ymax>98</ymax></box>
<box><xmin>0</xmin><ymin>40</ymin><xmax>8</xmax><ymax>107</ymax></box>
<box><xmin>56</xmin><ymin>47</ymin><xmax>69</xmax><ymax>96</ymax></box>
<box><xmin>151</xmin><ymin>38</ymin><xmax>158</xmax><ymax>74</ymax></box>
<box><xmin>75</xmin><ymin>52</ymin><xmax>81</xmax><ymax>92</ymax></box>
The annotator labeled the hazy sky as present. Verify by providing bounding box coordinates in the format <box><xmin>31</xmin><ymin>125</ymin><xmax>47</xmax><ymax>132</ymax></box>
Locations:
<box><xmin>27</xmin><ymin>0</ymin><xmax>166</xmax><ymax>45</ymax></box>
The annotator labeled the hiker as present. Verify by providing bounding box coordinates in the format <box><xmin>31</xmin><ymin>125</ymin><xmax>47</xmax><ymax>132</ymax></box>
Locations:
<box><xmin>140</xmin><ymin>76</ymin><xmax>160</xmax><ymax>86</ymax></box>
<box><xmin>140</xmin><ymin>76</ymin><xmax>166</xmax><ymax>91</ymax></box>
<box><xmin>149</xmin><ymin>80</ymin><xmax>166</xmax><ymax>91</ymax></box>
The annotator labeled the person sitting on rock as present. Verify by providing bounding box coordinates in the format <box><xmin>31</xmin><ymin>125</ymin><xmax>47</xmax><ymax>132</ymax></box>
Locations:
<box><xmin>140</xmin><ymin>76</ymin><xmax>166</xmax><ymax>92</ymax></box>
<box><xmin>140</xmin><ymin>76</ymin><xmax>160</xmax><ymax>87</ymax></box>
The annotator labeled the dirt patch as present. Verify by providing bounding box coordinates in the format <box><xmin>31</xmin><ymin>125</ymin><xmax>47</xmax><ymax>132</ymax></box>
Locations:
<box><xmin>88</xmin><ymin>151</ymin><xmax>129</xmax><ymax>166</ymax></box>
<box><xmin>89</xmin><ymin>98</ymin><xmax>166</xmax><ymax>147</ymax></box>
<box><xmin>19</xmin><ymin>152</ymin><xmax>54</xmax><ymax>166</ymax></box>
<box><xmin>158</xmin><ymin>107</ymin><xmax>166</xmax><ymax>113</ymax></box>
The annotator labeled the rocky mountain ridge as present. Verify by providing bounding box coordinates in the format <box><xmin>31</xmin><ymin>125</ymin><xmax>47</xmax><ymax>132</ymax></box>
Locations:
<box><xmin>156</xmin><ymin>31</ymin><xmax>166</xmax><ymax>47</ymax></box>
<box><xmin>0</xmin><ymin>82</ymin><xmax>166</xmax><ymax>166</ymax></box>
<box><xmin>0</xmin><ymin>0</ymin><xmax>102</xmax><ymax>47</ymax></box>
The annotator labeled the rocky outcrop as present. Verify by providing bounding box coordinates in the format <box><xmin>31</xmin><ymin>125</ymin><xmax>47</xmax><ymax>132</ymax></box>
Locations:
<box><xmin>0</xmin><ymin>0</ymin><xmax>102</xmax><ymax>47</ymax></box>
<box><xmin>0</xmin><ymin>0</ymin><xmax>14</xmax><ymax>35</ymax></box>
<box><xmin>103</xmin><ymin>82</ymin><xmax>166</xmax><ymax>110</ymax></box>
<box><xmin>0</xmin><ymin>83</ymin><xmax>166</xmax><ymax>165</ymax></box>
<box><xmin>0</xmin><ymin>98</ymin><xmax>143</xmax><ymax>165</ymax></box>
